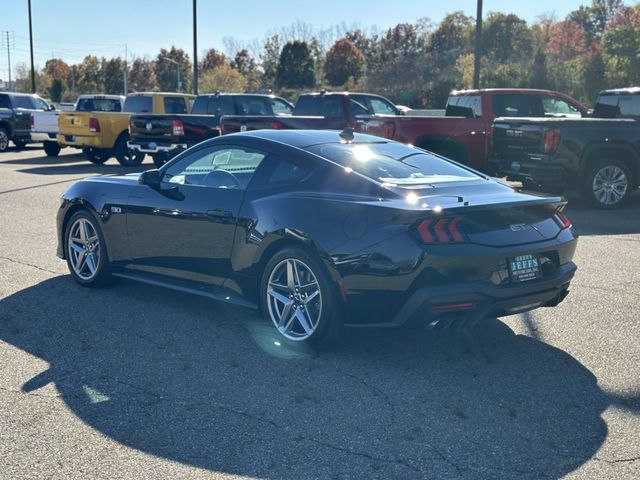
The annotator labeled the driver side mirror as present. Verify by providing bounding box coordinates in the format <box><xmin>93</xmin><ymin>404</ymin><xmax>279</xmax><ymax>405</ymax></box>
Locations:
<box><xmin>138</xmin><ymin>169</ymin><xmax>161</xmax><ymax>187</ymax></box>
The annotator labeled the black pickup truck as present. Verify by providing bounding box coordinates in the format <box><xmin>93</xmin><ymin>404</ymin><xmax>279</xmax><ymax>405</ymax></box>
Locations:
<box><xmin>128</xmin><ymin>93</ymin><xmax>294</xmax><ymax>166</ymax></box>
<box><xmin>219</xmin><ymin>91</ymin><xmax>402</xmax><ymax>135</ymax></box>
<box><xmin>492</xmin><ymin>87</ymin><xmax>640</xmax><ymax>208</ymax></box>
<box><xmin>0</xmin><ymin>92</ymin><xmax>54</xmax><ymax>152</ymax></box>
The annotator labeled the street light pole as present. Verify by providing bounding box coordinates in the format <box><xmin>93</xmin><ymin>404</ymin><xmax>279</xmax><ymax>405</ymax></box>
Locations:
<box><xmin>163</xmin><ymin>56</ymin><xmax>181</xmax><ymax>92</ymax></box>
<box><xmin>193</xmin><ymin>0</ymin><xmax>198</xmax><ymax>95</ymax></box>
<box><xmin>27</xmin><ymin>0</ymin><xmax>36</xmax><ymax>93</ymax></box>
<box><xmin>473</xmin><ymin>0</ymin><xmax>483</xmax><ymax>90</ymax></box>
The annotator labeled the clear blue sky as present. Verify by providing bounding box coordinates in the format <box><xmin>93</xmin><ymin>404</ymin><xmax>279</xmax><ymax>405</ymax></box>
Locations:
<box><xmin>0</xmin><ymin>0</ymin><xmax>631</xmax><ymax>80</ymax></box>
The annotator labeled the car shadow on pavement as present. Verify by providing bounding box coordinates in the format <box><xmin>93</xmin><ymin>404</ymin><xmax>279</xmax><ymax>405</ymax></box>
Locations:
<box><xmin>1</xmin><ymin>150</ymin><xmax>152</xmax><ymax>176</ymax></box>
<box><xmin>1</xmin><ymin>276</ymin><xmax>638</xmax><ymax>479</ymax></box>
<box><xmin>564</xmin><ymin>193</ymin><xmax>640</xmax><ymax>236</ymax></box>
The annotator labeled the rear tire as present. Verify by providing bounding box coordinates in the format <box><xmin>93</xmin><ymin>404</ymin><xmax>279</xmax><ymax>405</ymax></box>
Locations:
<box><xmin>581</xmin><ymin>158</ymin><xmax>631</xmax><ymax>209</ymax></box>
<box><xmin>0</xmin><ymin>128</ymin><xmax>9</xmax><ymax>152</ymax></box>
<box><xmin>260</xmin><ymin>247</ymin><xmax>342</xmax><ymax>349</ymax></box>
<box><xmin>115</xmin><ymin>134</ymin><xmax>144</xmax><ymax>166</ymax></box>
<box><xmin>64</xmin><ymin>210</ymin><xmax>112</xmax><ymax>287</ymax></box>
<box><xmin>43</xmin><ymin>141</ymin><xmax>61</xmax><ymax>157</ymax></box>
<box><xmin>83</xmin><ymin>147</ymin><xmax>109</xmax><ymax>164</ymax></box>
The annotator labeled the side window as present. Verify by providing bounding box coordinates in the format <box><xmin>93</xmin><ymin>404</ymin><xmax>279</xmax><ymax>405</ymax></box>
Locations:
<box><xmin>13</xmin><ymin>96</ymin><xmax>35</xmax><ymax>109</ymax></box>
<box><xmin>0</xmin><ymin>95</ymin><xmax>10</xmax><ymax>109</ymax></box>
<box><xmin>236</xmin><ymin>97</ymin><xmax>269</xmax><ymax>115</ymax></box>
<box><xmin>350</xmin><ymin>99</ymin><xmax>369</xmax><ymax>116</ymax></box>
<box><xmin>542</xmin><ymin>97</ymin><xmax>581</xmax><ymax>117</ymax></box>
<box><xmin>164</xmin><ymin>97</ymin><xmax>187</xmax><ymax>114</ymax></box>
<box><xmin>369</xmin><ymin>98</ymin><xmax>397</xmax><ymax>115</ymax></box>
<box><xmin>250</xmin><ymin>154</ymin><xmax>311</xmax><ymax>190</ymax></box>
<box><xmin>163</xmin><ymin>146</ymin><xmax>267</xmax><ymax>190</ymax></box>
<box><xmin>270</xmin><ymin>98</ymin><xmax>293</xmax><ymax>115</ymax></box>
<box><xmin>618</xmin><ymin>95</ymin><xmax>640</xmax><ymax>117</ymax></box>
<box><xmin>320</xmin><ymin>98</ymin><xmax>344</xmax><ymax>118</ymax></box>
<box><xmin>33</xmin><ymin>97</ymin><xmax>50</xmax><ymax>110</ymax></box>
<box><xmin>492</xmin><ymin>94</ymin><xmax>540</xmax><ymax>117</ymax></box>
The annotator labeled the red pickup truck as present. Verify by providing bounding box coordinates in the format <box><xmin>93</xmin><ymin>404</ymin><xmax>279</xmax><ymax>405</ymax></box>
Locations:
<box><xmin>220</xmin><ymin>89</ymin><xmax>588</xmax><ymax>172</ymax></box>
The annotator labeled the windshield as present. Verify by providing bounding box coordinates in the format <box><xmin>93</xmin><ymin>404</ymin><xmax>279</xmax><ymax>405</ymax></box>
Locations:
<box><xmin>307</xmin><ymin>142</ymin><xmax>480</xmax><ymax>186</ymax></box>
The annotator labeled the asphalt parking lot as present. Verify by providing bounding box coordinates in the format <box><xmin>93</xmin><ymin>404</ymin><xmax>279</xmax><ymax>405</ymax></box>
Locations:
<box><xmin>0</xmin><ymin>146</ymin><xmax>639</xmax><ymax>480</ymax></box>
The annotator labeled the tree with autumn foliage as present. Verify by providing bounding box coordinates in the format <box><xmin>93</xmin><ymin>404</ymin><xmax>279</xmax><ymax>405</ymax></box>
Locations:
<box><xmin>324</xmin><ymin>39</ymin><xmax>364</xmax><ymax>86</ymax></box>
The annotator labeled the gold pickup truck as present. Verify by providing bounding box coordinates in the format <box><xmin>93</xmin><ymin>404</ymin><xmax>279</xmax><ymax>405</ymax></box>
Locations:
<box><xmin>57</xmin><ymin>92</ymin><xmax>194</xmax><ymax>166</ymax></box>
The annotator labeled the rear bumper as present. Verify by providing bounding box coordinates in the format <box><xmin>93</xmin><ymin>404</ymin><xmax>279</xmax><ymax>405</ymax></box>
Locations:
<box><xmin>128</xmin><ymin>140</ymin><xmax>187</xmax><ymax>154</ymax></box>
<box><xmin>56</xmin><ymin>134</ymin><xmax>101</xmax><ymax>148</ymax></box>
<box><xmin>492</xmin><ymin>156</ymin><xmax>568</xmax><ymax>188</ymax></box>
<box><xmin>31</xmin><ymin>132</ymin><xmax>57</xmax><ymax>142</ymax></box>
<box><xmin>345</xmin><ymin>262</ymin><xmax>576</xmax><ymax>329</ymax></box>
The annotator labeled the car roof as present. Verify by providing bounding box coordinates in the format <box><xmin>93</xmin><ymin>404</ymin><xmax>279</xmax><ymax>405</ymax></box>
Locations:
<box><xmin>230</xmin><ymin>129</ymin><xmax>389</xmax><ymax>149</ymax></box>
<box><xmin>598</xmin><ymin>87</ymin><xmax>640</xmax><ymax>95</ymax></box>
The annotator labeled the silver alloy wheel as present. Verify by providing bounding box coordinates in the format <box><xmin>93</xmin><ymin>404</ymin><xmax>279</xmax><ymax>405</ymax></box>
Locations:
<box><xmin>0</xmin><ymin>130</ymin><xmax>8</xmax><ymax>151</ymax></box>
<box><xmin>266</xmin><ymin>258</ymin><xmax>322</xmax><ymax>341</ymax></box>
<box><xmin>592</xmin><ymin>165</ymin><xmax>628</xmax><ymax>206</ymax></box>
<box><xmin>67</xmin><ymin>217</ymin><xmax>101</xmax><ymax>280</ymax></box>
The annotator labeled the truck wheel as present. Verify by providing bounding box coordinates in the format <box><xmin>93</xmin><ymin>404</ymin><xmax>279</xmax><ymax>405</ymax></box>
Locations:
<box><xmin>582</xmin><ymin>159</ymin><xmax>631</xmax><ymax>209</ymax></box>
<box><xmin>43</xmin><ymin>141</ymin><xmax>61</xmax><ymax>157</ymax></box>
<box><xmin>83</xmin><ymin>147</ymin><xmax>109</xmax><ymax>164</ymax></box>
<box><xmin>0</xmin><ymin>128</ymin><xmax>9</xmax><ymax>152</ymax></box>
<box><xmin>115</xmin><ymin>135</ymin><xmax>144</xmax><ymax>167</ymax></box>
<box><xmin>151</xmin><ymin>153</ymin><xmax>169</xmax><ymax>168</ymax></box>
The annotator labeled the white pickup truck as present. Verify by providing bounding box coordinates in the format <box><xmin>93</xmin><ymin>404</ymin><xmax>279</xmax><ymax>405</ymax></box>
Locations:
<box><xmin>31</xmin><ymin>94</ymin><xmax>125</xmax><ymax>157</ymax></box>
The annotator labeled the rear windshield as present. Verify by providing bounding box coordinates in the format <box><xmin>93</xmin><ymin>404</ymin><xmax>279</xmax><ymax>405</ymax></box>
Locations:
<box><xmin>446</xmin><ymin>95</ymin><xmax>482</xmax><ymax>117</ymax></box>
<box><xmin>593</xmin><ymin>93</ymin><xmax>640</xmax><ymax>119</ymax></box>
<box><xmin>295</xmin><ymin>96</ymin><xmax>345</xmax><ymax>117</ymax></box>
<box><xmin>164</xmin><ymin>96</ymin><xmax>188</xmax><ymax>114</ymax></box>
<box><xmin>76</xmin><ymin>98</ymin><xmax>122</xmax><ymax>112</ymax></box>
<box><xmin>307</xmin><ymin>142</ymin><xmax>479</xmax><ymax>186</ymax></box>
<box><xmin>123</xmin><ymin>96</ymin><xmax>153</xmax><ymax>113</ymax></box>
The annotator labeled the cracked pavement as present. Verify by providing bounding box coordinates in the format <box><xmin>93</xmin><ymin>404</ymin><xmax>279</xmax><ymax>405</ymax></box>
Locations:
<box><xmin>1</xmin><ymin>147</ymin><xmax>639</xmax><ymax>479</ymax></box>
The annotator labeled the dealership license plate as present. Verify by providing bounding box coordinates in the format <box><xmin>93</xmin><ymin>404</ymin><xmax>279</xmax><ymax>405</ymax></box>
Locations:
<box><xmin>509</xmin><ymin>254</ymin><xmax>542</xmax><ymax>283</ymax></box>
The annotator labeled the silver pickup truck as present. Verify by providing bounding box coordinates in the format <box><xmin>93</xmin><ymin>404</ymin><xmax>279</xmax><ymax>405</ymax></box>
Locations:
<box><xmin>31</xmin><ymin>94</ymin><xmax>124</xmax><ymax>157</ymax></box>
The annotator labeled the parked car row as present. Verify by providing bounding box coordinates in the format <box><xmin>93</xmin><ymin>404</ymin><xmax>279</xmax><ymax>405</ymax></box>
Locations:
<box><xmin>2</xmin><ymin>85</ymin><xmax>639</xmax><ymax>207</ymax></box>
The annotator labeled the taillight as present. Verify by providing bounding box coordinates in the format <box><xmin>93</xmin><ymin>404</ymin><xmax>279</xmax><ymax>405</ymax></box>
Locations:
<box><xmin>270</xmin><ymin>121</ymin><xmax>283</xmax><ymax>130</ymax></box>
<box><xmin>417</xmin><ymin>217</ymin><xmax>465</xmax><ymax>244</ymax></box>
<box><xmin>553</xmin><ymin>207</ymin><xmax>572</xmax><ymax>229</ymax></box>
<box><xmin>172</xmin><ymin>119</ymin><xmax>185</xmax><ymax>136</ymax></box>
<box><xmin>89</xmin><ymin>117</ymin><xmax>101</xmax><ymax>133</ymax></box>
<box><xmin>30</xmin><ymin>114</ymin><xmax>34</xmax><ymax>128</ymax></box>
<box><xmin>382</xmin><ymin>122</ymin><xmax>395</xmax><ymax>139</ymax></box>
<box><xmin>543</xmin><ymin>128</ymin><xmax>561</xmax><ymax>154</ymax></box>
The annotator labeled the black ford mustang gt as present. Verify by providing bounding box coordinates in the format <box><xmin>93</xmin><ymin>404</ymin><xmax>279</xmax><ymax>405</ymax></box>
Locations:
<box><xmin>57</xmin><ymin>129</ymin><xmax>577</xmax><ymax>346</ymax></box>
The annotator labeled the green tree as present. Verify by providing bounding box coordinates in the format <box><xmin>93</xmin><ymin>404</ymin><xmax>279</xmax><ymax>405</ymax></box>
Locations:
<box><xmin>129</xmin><ymin>59</ymin><xmax>158</xmax><ymax>92</ymax></box>
<box><xmin>260</xmin><ymin>35</ymin><xmax>282</xmax><ymax>89</ymax></box>
<box><xmin>200</xmin><ymin>64</ymin><xmax>248</xmax><ymax>93</ymax></box>
<box><xmin>155</xmin><ymin>47</ymin><xmax>192</xmax><ymax>92</ymax></box>
<box><xmin>276</xmin><ymin>41</ymin><xmax>315</xmax><ymax>89</ymax></box>
<box><xmin>231</xmin><ymin>49</ymin><xmax>260</xmax><ymax>91</ymax></box>
<box><xmin>102</xmin><ymin>57</ymin><xmax>125</xmax><ymax>95</ymax></box>
<box><xmin>200</xmin><ymin>48</ymin><xmax>227</xmax><ymax>72</ymax></box>
<box><xmin>324</xmin><ymin>39</ymin><xmax>364</xmax><ymax>86</ymax></box>
<box><xmin>79</xmin><ymin>55</ymin><xmax>103</xmax><ymax>93</ymax></box>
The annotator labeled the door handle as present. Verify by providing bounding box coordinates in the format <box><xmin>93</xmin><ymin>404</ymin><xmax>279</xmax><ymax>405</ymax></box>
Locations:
<box><xmin>207</xmin><ymin>209</ymin><xmax>232</xmax><ymax>218</ymax></box>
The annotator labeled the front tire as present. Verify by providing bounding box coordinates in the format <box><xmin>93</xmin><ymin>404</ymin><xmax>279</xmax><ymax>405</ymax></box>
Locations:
<box><xmin>64</xmin><ymin>211</ymin><xmax>112</xmax><ymax>287</ymax></box>
<box><xmin>260</xmin><ymin>247</ymin><xmax>341</xmax><ymax>348</ymax></box>
<box><xmin>114</xmin><ymin>134</ymin><xmax>144</xmax><ymax>166</ymax></box>
<box><xmin>43</xmin><ymin>141</ymin><xmax>61</xmax><ymax>157</ymax></box>
<box><xmin>0</xmin><ymin>128</ymin><xmax>9</xmax><ymax>152</ymax></box>
<box><xmin>582</xmin><ymin>159</ymin><xmax>631</xmax><ymax>209</ymax></box>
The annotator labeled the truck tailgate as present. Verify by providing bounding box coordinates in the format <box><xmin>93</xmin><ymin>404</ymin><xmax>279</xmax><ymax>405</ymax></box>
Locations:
<box><xmin>58</xmin><ymin>112</ymin><xmax>96</xmax><ymax>138</ymax></box>
<box><xmin>492</xmin><ymin>118</ymin><xmax>546</xmax><ymax>161</ymax></box>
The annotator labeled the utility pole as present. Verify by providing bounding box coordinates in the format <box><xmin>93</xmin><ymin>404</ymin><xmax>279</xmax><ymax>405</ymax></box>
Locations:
<box><xmin>123</xmin><ymin>44</ymin><xmax>128</xmax><ymax>95</ymax></box>
<box><xmin>473</xmin><ymin>0</ymin><xmax>483</xmax><ymax>90</ymax></box>
<box><xmin>27</xmin><ymin>0</ymin><xmax>36</xmax><ymax>93</ymax></box>
<box><xmin>192</xmin><ymin>0</ymin><xmax>198</xmax><ymax>94</ymax></box>
<box><xmin>2</xmin><ymin>31</ymin><xmax>12</xmax><ymax>91</ymax></box>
